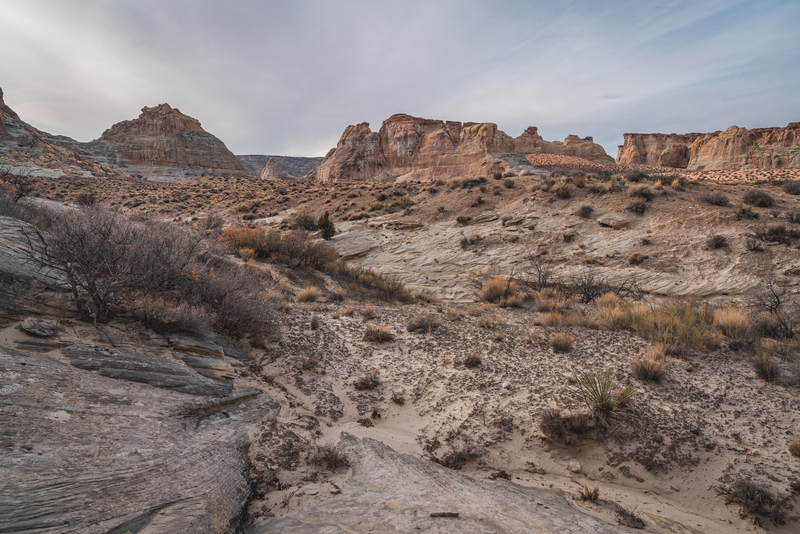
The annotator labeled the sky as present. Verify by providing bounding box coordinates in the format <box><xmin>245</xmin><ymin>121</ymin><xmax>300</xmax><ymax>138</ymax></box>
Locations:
<box><xmin>1</xmin><ymin>0</ymin><xmax>799</xmax><ymax>157</ymax></box>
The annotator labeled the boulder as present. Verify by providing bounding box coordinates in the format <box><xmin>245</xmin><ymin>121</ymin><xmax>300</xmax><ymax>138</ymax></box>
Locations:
<box><xmin>18</xmin><ymin>317</ymin><xmax>58</xmax><ymax>337</ymax></box>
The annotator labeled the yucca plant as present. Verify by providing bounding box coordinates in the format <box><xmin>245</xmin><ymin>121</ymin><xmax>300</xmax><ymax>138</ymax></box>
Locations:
<box><xmin>573</xmin><ymin>370</ymin><xmax>635</xmax><ymax>437</ymax></box>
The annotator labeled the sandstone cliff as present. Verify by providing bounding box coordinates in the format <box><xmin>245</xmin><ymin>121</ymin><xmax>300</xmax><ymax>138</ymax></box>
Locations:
<box><xmin>308</xmin><ymin>114</ymin><xmax>613</xmax><ymax>182</ymax></box>
<box><xmin>89</xmin><ymin>104</ymin><xmax>247</xmax><ymax>175</ymax></box>
<box><xmin>617</xmin><ymin>123</ymin><xmax>800</xmax><ymax>170</ymax></box>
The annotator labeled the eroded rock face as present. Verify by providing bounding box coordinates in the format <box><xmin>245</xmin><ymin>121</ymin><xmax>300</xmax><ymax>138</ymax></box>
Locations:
<box><xmin>89</xmin><ymin>104</ymin><xmax>247</xmax><ymax>174</ymax></box>
<box><xmin>617</xmin><ymin>123</ymin><xmax>800</xmax><ymax>170</ymax></box>
<box><xmin>260</xmin><ymin>158</ymin><xmax>293</xmax><ymax>179</ymax></box>
<box><xmin>252</xmin><ymin>433</ymin><xmax>634</xmax><ymax>533</ymax></box>
<box><xmin>0</xmin><ymin>346</ymin><xmax>277</xmax><ymax>534</ymax></box>
<box><xmin>308</xmin><ymin>114</ymin><xmax>612</xmax><ymax>182</ymax></box>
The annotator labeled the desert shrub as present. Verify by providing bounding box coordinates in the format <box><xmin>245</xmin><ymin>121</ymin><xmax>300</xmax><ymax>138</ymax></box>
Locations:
<box><xmin>646</xmin><ymin>303</ymin><xmax>704</xmax><ymax>354</ymax></box>
<box><xmin>627</xmin><ymin>200</ymin><xmax>648</xmax><ymax>215</ymax></box>
<box><xmin>434</xmin><ymin>439</ymin><xmax>482</xmax><ymax>470</ymax></box>
<box><xmin>624</xmin><ymin>171</ymin><xmax>649</xmax><ymax>183</ymax></box>
<box><xmin>573</xmin><ymin>370</ymin><xmax>634</xmax><ymax>435</ymax></box>
<box><xmin>733</xmin><ymin>203</ymin><xmax>758</xmax><ymax>220</ymax></box>
<box><xmin>498</xmin><ymin>295</ymin><xmax>524</xmax><ymax>308</ymax></box>
<box><xmin>562</xmin><ymin>232</ymin><xmax>575</xmax><ymax>243</ymax></box>
<box><xmin>534</xmin><ymin>288</ymin><xmax>567</xmax><ymax>313</ymax></box>
<box><xmin>315</xmin><ymin>445</ymin><xmax>350</xmax><ymax>471</ymax></box>
<box><xmin>292</xmin><ymin>212</ymin><xmax>318</xmax><ymax>231</ymax></box>
<box><xmin>755</xmin><ymin>222</ymin><xmax>800</xmax><ymax>243</ymax></box>
<box><xmin>407</xmin><ymin>314</ymin><xmax>441</xmax><ymax>334</ymax></box>
<box><xmin>463</xmin><ymin>354</ymin><xmax>482</xmax><ymax>368</ymax></box>
<box><xmin>718</xmin><ymin>477</ymin><xmax>789</xmax><ymax>526</ymax></box>
<box><xmin>221</xmin><ymin>226</ymin><xmax>338</xmax><ymax>269</ymax></box>
<box><xmin>786</xmin><ymin>211</ymin><xmax>800</xmax><ymax>224</ymax></box>
<box><xmin>362</xmin><ymin>324</ymin><xmax>395</xmax><ymax>343</ymax></box>
<box><xmin>0</xmin><ymin>166</ymin><xmax>33</xmax><ymax>202</ymax></box>
<box><xmin>503</xmin><ymin>178</ymin><xmax>515</xmax><ymax>189</ymax></box>
<box><xmin>571</xmin><ymin>175</ymin><xmax>586</xmax><ymax>188</ymax></box>
<box><xmin>552</xmin><ymin>181</ymin><xmax>571</xmax><ymax>199</ymax></box>
<box><xmin>632</xmin><ymin>344</ymin><xmax>667</xmax><ymax>382</ymax></box>
<box><xmin>743</xmin><ymin>189</ymin><xmax>775</xmax><ymax>208</ymax></box>
<box><xmin>752</xmin><ymin>349</ymin><xmax>780</xmax><ymax>382</ymax></box>
<box><xmin>479</xmin><ymin>276</ymin><xmax>517</xmax><ymax>303</ymax></box>
<box><xmin>615</xmin><ymin>505</ymin><xmax>646</xmax><ymax>529</ymax></box>
<box><xmin>576</xmin><ymin>205</ymin><xmax>594</xmax><ymax>218</ymax></box>
<box><xmin>455</xmin><ymin>215</ymin><xmax>472</xmax><ymax>226</ymax></box>
<box><xmin>746</xmin><ymin>237</ymin><xmax>764</xmax><ymax>251</ymax></box>
<box><xmin>782</xmin><ymin>181</ymin><xmax>800</xmax><ymax>195</ymax></box>
<box><xmin>539</xmin><ymin>408</ymin><xmax>591</xmax><ymax>443</ymax></box>
<box><xmin>588</xmin><ymin>184</ymin><xmax>607</xmax><ymax>195</ymax></box>
<box><xmin>789</xmin><ymin>437</ymin><xmax>800</xmax><ymax>457</ymax></box>
<box><xmin>713</xmin><ymin>308</ymin><xmax>751</xmax><ymax>342</ymax></box>
<box><xmin>628</xmin><ymin>184</ymin><xmax>654</xmax><ymax>201</ymax></box>
<box><xmin>134</xmin><ymin>296</ymin><xmax>212</xmax><ymax>335</ymax></box>
<box><xmin>297</xmin><ymin>283</ymin><xmax>322</xmax><ymax>302</ymax></box>
<box><xmin>353</xmin><ymin>369</ymin><xmax>380</xmax><ymax>389</ymax></box>
<box><xmin>706</xmin><ymin>234</ymin><xmax>727</xmax><ymax>249</ymax></box>
<box><xmin>671</xmin><ymin>176</ymin><xmax>687</xmax><ymax>190</ymax></box>
<box><xmin>444</xmin><ymin>308</ymin><xmax>462</xmax><ymax>321</ymax></box>
<box><xmin>580</xmin><ymin>480</ymin><xmax>600</xmax><ymax>502</ymax></box>
<box><xmin>628</xmin><ymin>253</ymin><xmax>647</xmax><ymax>266</ymax></box>
<box><xmin>328</xmin><ymin>262</ymin><xmax>414</xmax><ymax>303</ymax></box>
<box><xmin>550</xmin><ymin>332</ymin><xmax>574</xmax><ymax>353</ymax></box>
<box><xmin>700</xmin><ymin>192</ymin><xmax>730</xmax><ymax>206</ymax></box>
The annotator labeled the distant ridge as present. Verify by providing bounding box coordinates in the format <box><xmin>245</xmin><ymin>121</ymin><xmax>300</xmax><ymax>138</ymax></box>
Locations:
<box><xmin>237</xmin><ymin>155</ymin><xmax>324</xmax><ymax>178</ymax></box>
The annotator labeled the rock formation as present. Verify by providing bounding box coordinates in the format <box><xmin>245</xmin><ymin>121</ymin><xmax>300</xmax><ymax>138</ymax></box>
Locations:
<box><xmin>260</xmin><ymin>158</ymin><xmax>292</xmax><ymax>179</ymax></box>
<box><xmin>89</xmin><ymin>104</ymin><xmax>247</xmax><ymax>175</ymax></box>
<box><xmin>617</xmin><ymin>123</ymin><xmax>800</xmax><ymax>170</ymax></box>
<box><xmin>308</xmin><ymin>114</ymin><xmax>613</xmax><ymax>182</ymax></box>
<box><xmin>237</xmin><ymin>155</ymin><xmax>323</xmax><ymax>178</ymax></box>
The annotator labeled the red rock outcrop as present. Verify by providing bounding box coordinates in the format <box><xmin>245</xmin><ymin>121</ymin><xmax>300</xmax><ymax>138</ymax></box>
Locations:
<box><xmin>309</xmin><ymin>114</ymin><xmax>613</xmax><ymax>182</ymax></box>
<box><xmin>89</xmin><ymin>104</ymin><xmax>247</xmax><ymax>174</ymax></box>
<box><xmin>617</xmin><ymin>123</ymin><xmax>800</xmax><ymax>170</ymax></box>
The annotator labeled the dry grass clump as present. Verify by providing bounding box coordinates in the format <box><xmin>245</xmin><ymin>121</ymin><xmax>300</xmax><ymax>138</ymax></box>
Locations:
<box><xmin>479</xmin><ymin>276</ymin><xmax>517</xmax><ymax>303</ymax></box>
<box><xmin>407</xmin><ymin>314</ymin><xmax>442</xmax><ymax>334</ymax></box>
<box><xmin>444</xmin><ymin>308</ymin><xmax>462</xmax><ymax>321</ymax></box>
<box><xmin>550</xmin><ymin>332</ymin><xmax>574</xmax><ymax>353</ymax></box>
<box><xmin>788</xmin><ymin>436</ymin><xmax>800</xmax><ymax>458</ymax></box>
<box><xmin>579</xmin><ymin>480</ymin><xmax>600</xmax><ymax>502</ymax></box>
<box><xmin>533</xmin><ymin>311</ymin><xmax>586</xmax><ymax>328</ymax></box>
<box><xmin>360</xmin><ymin>305</ymin><xmax>378</xmax><ymax>321</ymax></box>
<box><xmin>628</xmin><ymin>184</ymin><xmax>654</xmax><ymax>201</ymax></box>
<box><xmin>329</xmin><ymin>262</ymin><xmax>414</xmax><ymax>303</ymax></box>
<box><xmin>221</xmin><ymin>226</ymin><xmax>338</xmax><ymax>269</ymax></box>
<box><xmin>314</xmin><ymin>445</ymin><xmax>350</xmax><ymax>471</ymax></box>
<box><xmin>713</xmin><ymin>307</ymin><xmax>751</xmax><ymax>346</ymax></box>
<box><xmin>752</xmin><ymin>345</ymin><xmax>780</xmax><ymax>382</ymax></box>
<box><xmin>734</xmin><ymin>202</ymin><xmax>759</xmax><ymax>220</ymax></box>
<box><xmin>498</xmin><ymin>294</ymin><xmax>524</xmax><ymax>308</ymax></box>
<box><xmin>718</xmin><ymin>477</ymin><xmax>789</xmax><ymax>526</ymax></box>
<box><xmin>533</xmin><ymin>287</ymin><xmax>567</xmax><ymax>312</ymax></box>
<box><xmin>353</xmin><ymin>370</ymin><xmax>380</xmax><ymax>390</ymax></box>
<box><xmin>296</xmin><ymin>283</ymin><xmax>322</xmax><ymax>302</ymax></box>
<box><xmin>362</xmin><ymin>325</ymin><xmax>395</xmax><ymax>343</ymax></box>
<box><xmin>573</xmin><ymin>370</ymin><xmax>635</xmax><ymax>434</ymax></box>
<box><xmin>468</xmin><ymin>303</ymin><xmax>491</xmax><ymax>316</ymax></box>
<box><xmin>476</xmin><ymin>315</ymin><xmax>496</xmax><ymax>329</ymax></box>
<box><xmin>615</xmin><ymin>505</ymin><xmax>646</xmax><ymax>529</ymax></box>
<box><xmin>632</xmin><ymin>344</ymin><xmax>667</xmax><ymax>382</ymax></box>
<box><xmin>539</xmin><ymin>408</ymin><xmax>591</xmax><ymax>444</ymax></box>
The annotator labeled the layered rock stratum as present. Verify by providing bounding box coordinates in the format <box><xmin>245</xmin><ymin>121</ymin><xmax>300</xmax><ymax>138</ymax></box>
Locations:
<box><xmin>308</xmin><ymin>114</ymin><xmax>613</xmax><ymax>182</ymax></box>
<box><xmin>88</xmin><ymin>104</ymin><xmax>247</xmax><ymax>175</ymax></box>
<box><xmin>237</xmin><ymin>155</ymin><xmax>323</xmax><ymax>178</ymax></box>
<box><xmin>617</xmin><ymin>123</ymin><xmax>800</xmax><ymax>170</ymax></box>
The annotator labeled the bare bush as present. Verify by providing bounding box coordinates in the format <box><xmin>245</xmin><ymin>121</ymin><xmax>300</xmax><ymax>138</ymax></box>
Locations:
<box><xmin>315</xmin><ymin>445</ymin><xmax>350</xmax><ymax>471</ymax></box>
<box><xmin>743</xmin><ymin>190</ymin><xmax>775</xmax><ymax>208</ymax></box>
<box><xmin>221</xmin><ymin>226</ymin><xmax>338</xmax><ymax>269</ymax></box>
<box><xmin>782</xmin><ymin>181</ymin><xmax>800</xmax><ymax>195</ymax></box>
<box><xmin>706</xmin><ymin>234</ymin><xmax>727</xmax><ymax>249</ymax></box>
<box><xmin>700</xmin><ymin>192</ymin><xmax>730</xmax><ymax>206</ymax></box>
<box><xmin>353</xmin><ymin>370</ymin><xmax>380</xmax><ymax>390</ymax></box>
<box><xmin>539</xmin><ymin>408</ymin><xmax>591</xmax><ymax>444</ymax></box>
<box><xmin>362</xmin><ymin>325</ymin><xmax>395</xmax><ymax>343</ymax></box>
<box><xmin>718</xmin><ymin>477</ymin><xmax>789</xmax><ymax>526</ymax></box>
<box><xmin>479</xmin><ymin>276</ymin><xmax>517</xmax><ymax>303</ymax></box>
<box><xmin>407</xmin><ymin>314</ymin><xmax>442</xmax><ymax>334</ymax></box>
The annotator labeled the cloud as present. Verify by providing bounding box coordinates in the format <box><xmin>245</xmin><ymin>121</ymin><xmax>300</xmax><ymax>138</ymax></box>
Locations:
<box><xmin>1</xmin><ymin>0</ymin><xmax>798</xmax><ymax>157</ymax></box>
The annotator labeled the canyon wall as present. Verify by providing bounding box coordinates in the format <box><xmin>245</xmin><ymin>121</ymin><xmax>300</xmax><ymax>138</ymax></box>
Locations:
<box><xmin>617</xmin><ymin>123</ymin><xmax>800</xmax><ymax>170</ymax></box>
<box><xmin>309</xmin><ymin>114</ymin><xmax>613</xmax><ymax>182</ymax></box>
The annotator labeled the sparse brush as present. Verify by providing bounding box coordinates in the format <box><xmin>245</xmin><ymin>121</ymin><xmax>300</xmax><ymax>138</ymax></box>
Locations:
<box><xmin>534</xmin><ymin>288</ymin><xmax>567</xmax><ymax>313</ymax></box>
<box><xmin>498</xmin><ymin>295</ymin><xmax>524</xmax><ymax>308</ymax></box>
<box><xmin>700</xmin><ymin>192</ymin><xmax>730</xmax><ymax>206</ymax></box>
<box><xmin>746</xmin><ymin>237</ymin><xmax>764</xmax><ymax>251</ymax></box>
<box><xmin>789</xmin><ymin>436</ymin><xmax>800</xmax><ymax>458</ymax></box>
<box><xmin>550</xmin><ymin>332</ymin><xmax>574</xmax><ymax>353</ymax></box>
<box><xmin>476</xmin><ymin>315</ymin><xmax>496</xmax><ymax>329</ymax></box>
<box><xmin>628</xmin><ymin>184</ymin><xmax>654</xmax><ymax>201</ymax></box>
<box><xmin>573</xmin><ymin>370</ymin><xmax>635</xmax><ymax>434</ymax></box>
<box><xmin>552</xmin><ymin>181</ymin><xmax>571</xmax><ymax>199</ymax></box>
<box><xmin>353</xmin><ymin>370</ymin><xmax>380</xmax><ymax>390</ymax></box>
<box><xmin>407</xmin><ymin>314</ymin><xmax>442</xmax><ymax>334</ymax></box>
<box><xmin>631</xmin><ymin>344</ymin><xmax>667</xmax><ymax>382</ymax></box>
<box><xmin>752</xmin><ymin>350</ymin><xmax>780</xmax><ymax>382</ymax></box>
<box><xmin>704</xmin><ymin>329</ymin><xmax>723</xmax><ymax>351</ymax></box>
<box><xmin>539</xmin><ymin>408</ymin><xmax>591</xmax><ymax>444</ymax></box>
<box><xmin>733</xmin><ymin>202</ymin><xmax>758</xmax><ymax>220</ymax></box>
<box><xmin>713</xmin><ymin>307</ymin><xmax>751</xmax><ymax>343</ymax></box>
<box><xmin>468</xmin><ymin>303</ymin><xmax>491</xmax><ymax>316</ymax></box>
<box><xmin>315</xmin><ymin>445</ymin><xmax>350</xmax><ymax>471</ymax></box>
<box><xmin>479</xmin><ymin>276</ymin><xmax>517</xmax><ymax>303</ymax></box>
<box><xmin>362</xmin><ymin>324</ymin><xmax>394</xmax><ymax>343</ymax></box>
<box><xmin>782</xmin><ymin>181</ymin><xmax>800</xmax><ymax>195</ymax></box>
<box><xmin>743</xmin><ymin>189</ymin><xmax>775</xmax><ymax>208</ymax></box>
<box><xmin>628</xmin><ymin>253</ymin><xmax>647</xmax><ymax>265</ymax></box>
<box><xmin>718</xmin><ymin>477</ymin><xmax>789</xmax><ymax>526</ymax></box>
<box><xmin>671</xmin><ymin>176</ymin><xmax>687</xmax><ymax>190</ymax></box>
<box><xmin>624</xmin><ymin>171</ymin><xmax>649</xmax><ymax>183</ymax></box>
<box><xmin>444</xmin><ymin>308</ymin><xmax>462</xmax><ymax>321</ymax></box>
<box><xmin>580</xmin><ymin>479</ymin><xmax>600</xmax><ymax>502</ymax></box>
<box><xmin>627</xmin><ymin>200</ymin><xmax>648</xmax><ymax>215</ymax></box>
<box><xmin>464</xmin><ymin>354</ymin><xmax>482</xmax><ymax>368</ymax></box>
<box><xmin>296</xmin><ymin>283</ymin><xmax>322</xmax><ymax>302</ymax></box>
<box><xmin>706</xmin><ymin>234</ymin><xmax>727</xmax><ymax>249</ymax></box>
<box><xmin>576</xmin><ymin>205</ymin><xmax>594</xmax><ymax>218</ymax></box>
<box><xmin>433</xmin><ymin>439</ymin><xmax>482</xmax><ymax>470</ymax></box>
<box><xmin>360</xmin><ymin>305</ymin><xmax>378</xmax><ymax>321</ymax></box>
<box><xmin>614</xmin><ymin>505</ymin><xmax>646</xmax><ymax>529</ymax></box>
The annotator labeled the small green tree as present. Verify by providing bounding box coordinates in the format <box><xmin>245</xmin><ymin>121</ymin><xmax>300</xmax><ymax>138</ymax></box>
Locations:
<box><xmin>318</xmin><ymin>211</ymin><xmax>335</xmax><ymax>240</ymax></box>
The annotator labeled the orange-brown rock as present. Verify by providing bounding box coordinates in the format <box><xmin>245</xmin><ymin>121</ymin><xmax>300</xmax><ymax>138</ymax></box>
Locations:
<box><xmin>89</xmin><ymin>104</ymin><xmax>247</xmax><ymax>174</ymax></box>
<box><xmin>309</xmin><ymin>114</ymin><xmax>613</xmax><ymax>182</ymax></box>
<box><xmin>617</xmin><ymin>123</ymin><xmax>800</xmax><ymax>170</ymax></box>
